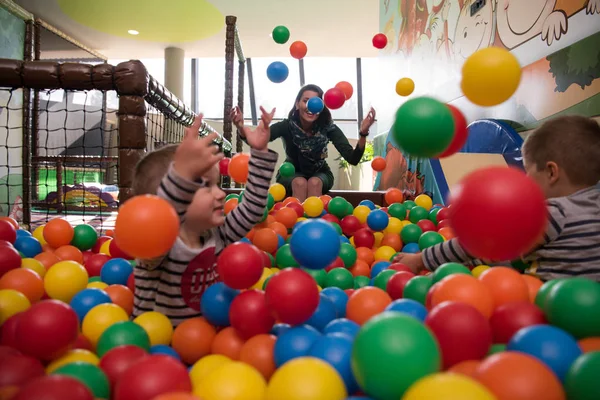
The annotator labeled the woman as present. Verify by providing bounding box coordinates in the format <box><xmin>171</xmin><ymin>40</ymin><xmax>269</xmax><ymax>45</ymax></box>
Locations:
<box><xmin>231</xmin><ymin>84</ymin><xmax>376</xmax><ymax>201</ymax></box>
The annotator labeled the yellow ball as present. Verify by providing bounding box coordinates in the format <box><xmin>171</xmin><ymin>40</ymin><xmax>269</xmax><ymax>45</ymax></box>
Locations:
<box><xmin>270</xmin><ymin>267</ymin><xmax>280</xmax><ymax>275</ymax></box>
<box><xmin>266</xmin><ymin>357</ymin><xmax>347</xmax><ymax>400</ymax></box>
<box><xmin>374</xmin><ymin>245</ymin><xmax>396</xmax><ymax>262</ymax></box>
<box><xmin>384</xmin><ymin>217</ymin><xmax>403</xmax><ymax>235</ymax></box>
<box><xmin>461</xmin><ymin>47</ymin><xmax>522</xmax><ymax>107</ymax></box>
<box><xmin>373</xmin><ymin>231</ymin><xmax>384</xmax><ymax>247</ymax></box>
<box><xmin>99</xmin><ymin>239</ymin><xmax>112</xmax><ymax>256</ymax></box>
<box><xmin>194</xmin><ymin>361</ymin><xmax>266</xmax><ymax>400</ymax></box>
<box><xmin>401</xmin><ymin>220</ymin><xmax>413</xmax><ymax>227</ymax></box>
<box><xmin>269</xmin><ymin>183</ymin><xmax>286</xmax><ymax>202</ymax></box>
<box><xmin>395</xmin><ymin>77</ymin><xmax>415</xmax><ymax>97</ymax></box>
<box><xmin>82</xmin><ymin>303</ymin><xmax>129</xmax><ymax>346</ymax></box>
<box><xmin>252</xmin><ymin>268</ymin><xmax>274</xmax><ymax>290</ymax></box>
<box><xmin>349</xmin><ymin>236</ymin><xmax>355</xmax><ymax>247</ymax></box>
<box><xmin>21</xmin><ymin>257</ymin><xmax>47</xmax><ymax>278</ymax></box>
<box><xmin>0</xmin><ymin>289</ymin><xmax>31</xmax><ymax>324</ymax></box>
<box><xmin>414</xmin><ymin>194</ymin><xmax>433</xmax><ymax>211</ymax></box>
<box><xmin>46</xmin><ymin>349</ymin><xmax>99</xmax><ymax>373</ymax></box>
<box><xmin>303</xmin><ymin>196</ymin><xmax>324</xmax><ymax>218</ymax></box>
<box><xmin>472</xmin><ymin>265</ymin><xmax>491</xmax><ymax>279</ymax></box>
<box><xmin>87</xmin><ymin>281</ymin><xmax>108</xmax><ymax>290</ymax></box>
<box><xmin>353</xmin><ymin>205</ymin><xmax>371</xmax><ymax>224</ymax></box>
<box><xmin>133</xmin><ymin>311</ymin><xmax>174</xmax><ymax>346</ymax></box>
<box><xmin>32</xmin><ymin>225</ymin><xmax>47</xmax><ymax>245</ymax></box>
<box><xmin>402</xmin><ymin>373</ymin><xmax>496</xmax><ymax>400</ymax></box>
<box><xmin>44</xmin><ymin>260</ymin><xmax>89</xmax><ymax>303</ymax></box>
<box><xmin>297</xmin><ymin>217</ymin><xmax>307</xmax><ymax>223</ymax></box>
<box><xmin>189</xmin><ymin>354</ymin><xmax>231</xmax><ymax>389</ymax></box>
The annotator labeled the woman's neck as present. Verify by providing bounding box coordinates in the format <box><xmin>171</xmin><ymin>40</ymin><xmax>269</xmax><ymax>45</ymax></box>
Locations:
<box><xmin>299</xmin><ymin>118</ymin><xmax>313</xmax><ymax>132</ymax></box>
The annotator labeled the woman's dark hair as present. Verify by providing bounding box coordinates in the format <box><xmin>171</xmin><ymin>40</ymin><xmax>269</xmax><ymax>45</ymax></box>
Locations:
<box><xmin>288</xmin><ymin>84</ymin><xmax>333</xmax><ymax>131</ymax></box>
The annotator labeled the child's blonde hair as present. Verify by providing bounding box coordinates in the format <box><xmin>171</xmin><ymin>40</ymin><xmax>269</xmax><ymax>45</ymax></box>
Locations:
<box><xmin>132</xmin><ymin>145</ymin><xmax>178</xmax><ymax>195</ymax></box>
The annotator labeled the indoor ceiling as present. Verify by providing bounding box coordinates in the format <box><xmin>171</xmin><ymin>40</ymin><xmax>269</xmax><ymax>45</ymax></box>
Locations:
<box><xmin>14</xmin><ymin>0</ymin><xmax>380</xmax><ymax>59</ymax></box>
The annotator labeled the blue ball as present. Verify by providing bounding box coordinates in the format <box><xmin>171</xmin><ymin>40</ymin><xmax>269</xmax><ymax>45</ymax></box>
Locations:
<box><xmin>370</xmin><ymin>261</ymin><xmax>390</xmax><ymax>278</ymax></box>
<box><xmin>238</xmin><ymin>237</ymin><xmax>251</xmax><ymax>244</ymax></box>
<box><xmin>324</xmin><ymin>318</ymin><xmax>360</xmax><ymax>339</ymax></box>
<box><xmin>70</xmin><ymin>288</ymin><xmax>112</xmax><ymax>322</ymax></box>
<box><xmin>385</xmin><ymin>299</ymin><xmax>428</xmax><ymax>322</ymax></box>
<box><xmin>359</xmin><ymin>200</ymin><xmax>376</xmax><ymax>210</ymax></box>
<box><xmin>307</xmin><ymin>97</ymin><xmax>325</xmax><ymax>114</ymax></box>
<box><xmin>14</xmin><ymin>236</ymin><xmax>42</xmax><ymax>258</ymax></box>
<box><xmin>100</xmin><ymin>258</ymin><xmax>133</xmax><ymax>285</ymax></box>
<box><xmin>305</xmin><ymin>293</ymin><xmax>338</xmax><ymax>332</ymax></box>
<box><xmin>366</xmin><ymin>209</ymin><xmax>389</xmax><ymax>232</ymax></box>
<box><xmin>339</xmin><ymin>236</ymin><xmax>350</xmax><ymax>244</ymax></box>
<box><xmin>402</xmin><ymin>243</ymin><xmax>421</xmax><ymax>253</ymax></box>
<box><xmin>16</xmin><ymin>229</ymin><xmax>32</xmax><ymax>237</ymax></box>
<box><xmin>271</xmin><ymin>323</ymin><xmax>291</xmax><ymax>336</ymax></box>
<box><xmin>150</xmin><ymin>344</ymin><xmax>181</xmax><ymax>360</ymax></box>
<box><xmin>308</xmin><ymin>333</ymin><xmax>358</xmax><ymax>393</ymax></box>
<box><xmin>321</xmin><ymin>287</ymin><xmax>348</xmax><ymax>318</ymax></box>
<box><xmin>290</xmin><ymin>219</ymin><xmax>341</xmax><ymax>270</ymax></box>
<box><xmin>277</xmin><ymin>234</ymin><xmax>285</xmax><ymax>249</ymax></box>
<box><xmin>266</xmin><ymin>61</ymin><xmax>289</xmax><ymax>83</ymax></box>
<box><xmin>200</xmin><ymin>282</ymin><xmax>239</xmax><ymax>327</ymax></box>
<box><xmin>319</xmin><ymin>210</ymin><xmax>327</xmax><ymax>217</ymax></box>
<box><xmin>507</xmin><ymin>324</ymin><xmax>582</xmax><ymax>381</ymax></box>
<box><xmin>274</xmin><ymin>325</ymin><xmax>321</xmax><ymax>367</ymax></box>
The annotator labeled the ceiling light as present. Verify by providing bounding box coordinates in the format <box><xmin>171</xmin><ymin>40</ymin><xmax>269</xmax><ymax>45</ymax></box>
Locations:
<box><xmin>128</xmin><ymin>30</ymin><xmax>139</xmax><ymax>35</ymax></box>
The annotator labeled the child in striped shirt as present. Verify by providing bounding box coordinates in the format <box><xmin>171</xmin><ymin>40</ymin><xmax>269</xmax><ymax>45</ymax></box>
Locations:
<box><xmin>394</xmin><ymin>115</ymin><xmax>600</xmax><ymax>282</ymax></box>
<box><xmin>130</xmin><ymin>108</ymin><xmax>278</xmax><ymax>326</ymax></box>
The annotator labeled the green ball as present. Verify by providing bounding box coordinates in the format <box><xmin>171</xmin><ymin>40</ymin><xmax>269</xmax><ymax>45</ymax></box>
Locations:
<box><xmin>403</xmin><ymin>200</ymin><xmax>416</xmax><ymax>210</ymax></box>
<box><xmin>266</xmin><ymin>253</ymin><xmax>275</xmax><ymax>268</ymax></box>
<box><xmin>303</xmin><ymin>268</ymin><xmax>327</xmax><ymax>288</ymax></box>
<box><xmin>428</xmin><ymin>208</ymin><xmax>440</xmax><ymax>225</ymax></box>
<box><xmin>225</xmin><ymin>193</ymin><xmax>239</xmax><ymax>202</ymax></box>
<box><xmin>418</xmin><ymin>231</ymin><xmax>444</xmax><ymax>250</ymax></box>
<box><xmin>351</xmin><ymin>312</ymin><xmax>441</xmax><ymax>399</ymax></box>
<box><xmin>565</xmin><ymin>352</ymin><xmax>600</xmax><ymax>400</ymax></box>
<box><xmin>328</xmin><ymin>197</ymin><xmax>349</xmax><ymax>218</ymax></box>
<box><xmin>96</xmin><ymin>321</ymin><xmax>150</xmax><ymax>357</ymax></box>
<box><xmin>432</xmin><ymin>262</ymin><xmax>471</xmax><ymax>284</ymax></box>
<box><xmin>345</xmin><ymin>201</ymin><xmax>354</xmax><ymax>217</ymax></box>
<box><xmin>279</xmin><ymin>162</ymin><xmax>295</xmax><ymax>178</ymax></box>
<box><xmin>263</xmin><ymin>274</ymin><xmax>273</xmax><ymax>290</ymax></box>
<box><xmin>259</xmin><ymin>207</ymin><xmax>269</xmax><ymax>223</ymax></box>
<box><xmin>275</xmin><ymin>244</ymin><xmax>298</xmax><ymax>268</ymax></box>
<box><xmin>52</xmin><ymin>362</ymin><xmax>110</xmax><ymax>399</ymax></box>
<box><xmin>88</xmin><ymin>276</ymin><xmax>102</xmax><ymax>283</ymax></box>
<box><xmin>511</xmin><ymin>258</ymin><xmax>530</xmax><ymax>272</ymax></box>
<box><xmin>267</xmin><ymin>193</ymin><xmax>275</xmax><ymax>210</ymax></box>
<box><xmin>339</xmin><ymin>243</ymin><xmax>357</xmax><ymax>268</ymax></box>
<box><xmin>534</xmin><ymin>279</ymin><xmax>563</xmax><ymax>310</ymax></box>
<box><xmin>392</xmin><ymin>96</ymin><xmax>455</xmax><ymax>158</ymax></box>
<box><xmin>402</xmin><ymin>276</ymin><xmax>432</xmax><ymax>305</ymax></box>
<box><xmin>387</xmin><ymin>203</ymin><xmax>407</xmax><ymax>220</ymax></box>
<box><xmin>373</xmin><ymin>269</ymin><xmax>396</xmax><ymax>291</ymax></box>
<box><xmin>238</xmin><ymin>190</ymin><xmax>244</xmax><ymax>203</ymax></box>
<box><xmin>272</xmin><ymin>25</ymin><xmax>290</xmax><ymax>44</ymax></box>
<box><xmin>400</xmin><ymin>224</ymin><xmax>423</xmax><ymax>244</ymax></box>
<box><xmin>545</xmin><ymin>278</ymin><xmax>600</xmax><ymax>339</ymax></box>
<box><xmin>354</xmin><ymin>275</ymin><xmax>371</xmax><ymax>289</ymax></box>
<box><xmin>325</xmin><ymin>268</ymin><xmax>354</xmax><ymax>290</ymax></box>
<box><xmin>71</xmin><ymin>224</ymin><xmax>98</xmax><ymax>251</ymax></box>
<box><xmin>129</xmin><ymin>259</ymin><xmax>137</xmax><ymax>268</ymax></box>
<box><xmin>488</xmin><ymin>343</ymin><xmax>506</xmax><ymax>355</ymax></box>
<box><xmin>408</xmin><ymin>206</ymin><xmax>428</xmax><ymax>223</ymax></box>
<box><xmin>330</xmin><ymin>222</ymin><xmax>343</xmax><ymax>236</ymax></box>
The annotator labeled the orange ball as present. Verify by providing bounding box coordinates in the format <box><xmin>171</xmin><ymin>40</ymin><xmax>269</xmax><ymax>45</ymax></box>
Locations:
<box><xmin>239</xmin><ymin>334</ymin><xmax>276</xmax><ymax>380</ymax></box>
<box><xmin>384</xmin><ymin>188</ymin><xmax>404</xmax><ymax>205</ymax></box>
<box><xmin>105</xmin><ymin>229</ymin><xmax>115</xmax><ymax>237</ymax></box>
<box><xmin>478</xmin><ymin>267</ymin><xmax>529</xmax><ymax>308</ymax></box>
<box><xmin>335</xmin><ymin>81</ymin><xmax>354</xmax><ymax>100</ymax></box>
<box><xmin>349</xmin><ymin>259</ymin><xmax>370</xmax><ymax>277</ymax></box>
<box><xmin>275</xmin><ymin>207</ymin><xmax>298</xmax><ymax>229</ymax></box>
<box><xmin>115</xmin><ymin>195</ymin><xmax>180</xmax><ymax>259</ymax></box>
<box><xmin>104</xmin><ymin>284</ymin><xmax>134</xmax><ymax>315</ymax></box>
<box><xmin>346</xmin><ymin>287</ymin><xmax>392</xmax><ymax>325</ymax></box>
<box><xmin>229</xmin><ymin>153</ymin><xmax>250</xmax><ymax>183</ymax></box>
<box><xmin>438</xmin><ymin>227</ymin><xmax>455</xmax><ymax>240</ymax></box>
<box><xmin>282</xmin><ymin>197</ymin><xmax>300</xmax><ymax>206</ymax></box>
<box><xmin>224</xmin><ymin>198</ymin><xmax>238</xmax><ymax>215</ymax></box>
<box><xmin>152</xmin><ymin>393</ymin><xmax>201</xmax><ymax>400</ymax></box>
<box><xmin>289</xmin><ymin>40</ymin><xmax>308</xmax><ymax>59</ymax></box>
<box><xmin>268</xmin><ymin>222</ymin><xmax>288</xmax><ymax>239</ymax></box>
<box><xmin>0</xmin><ymin>268</ymin><xmax>44</xmax><ymax>302</ymax></box>
<box><xmin>579</xmin><ymin>337</ymin><xmax>600</xmax><ymax>353</ymax></box>
<box><xmin>380</xmin><ymin>233</ymin><xmax>403</xmax><ymax>252</ymax></box>
<box><xmin>211</xmin><ymin>326</ymin><xmax>245</xmax><ymax>360</ymax></box>
<box><xmin>0</xmin><ymin>217</ymin><xmax>18</xmax><ymax>229</ymax></box>
<box><xmin>171</xmin><ymin>317</ymin><xmax>217</xmax><ymax>365</ymax></box>
<box><xmin>474</xmin><ymin>352</ymin><xmax>566</xmax><ymax>400</ymax></box>
<box><xmin>246</xmin><ymin>228</ymin><xmax>256</xmax><ymax>241</ymax></box>
<box><xmin>371</xmin><ymin>156</ymin><xmax>387</xmax><ymax>172</ymax></box>
<box><xmin>432</xmin><ymin>274</ymin><xmax>494</xmax><ymax>318</ymax></box>
<box><xmin>54</xmin><ymin>245</ymin><xmax>84</xmax><ymax>264</ymax></box>
<box><xmin>447</xmin><ymin>359</ymin><xmax>481</xmax><ymax>378</ymax></box>
<box><xmin>252</xmin><ymin>228</ymin><xmax>279</xmax><ymax>254</ymax></box>
<box><xmin>34</xmin><ymin>251</ymin><xmax>60</xmax><ymax>270</ymax></box>
<box><xmin>43</xmin><ymin>218</ymin><xmax>74</xmax><ymax>248</ymax></box>
<box><xmin>355</xmin><ymin>247</ymin><xmax>374</xmax><ymax>266</ymax></box>
<box><xmin>521</xmin><ymin>274</ymin><xmax>543</xmax><ymax>303</ymax></box>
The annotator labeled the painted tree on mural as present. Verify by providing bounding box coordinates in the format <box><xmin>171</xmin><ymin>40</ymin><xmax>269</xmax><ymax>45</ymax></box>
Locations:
<box><xmin>548</xmin><ymin>32</ymin><xmax>600</xmax><ymax>92</ymax></box>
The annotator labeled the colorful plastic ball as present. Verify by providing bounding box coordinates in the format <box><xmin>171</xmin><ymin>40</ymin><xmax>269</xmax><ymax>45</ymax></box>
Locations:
<box><xmin>265</xmin><ymin>268</ymin><xmax>320</xmax><ymax>325</ymax></box>
<box><xmin>44</xmin><ymin>260</ymin><xmax>89</xmax><ymax>302</ymax></box>
<box><xmin>565</xmin><ymin>352</ymin><xmax>600</xmax><ymax>400</ymax></box>
<box><xmin>217</xmin><ymin>242</ymin><xmax>264</xmax><ymax>289</ymax></box>
<box><xmin>325</xmin><ymin>268</ymin><xmax>354</xmax><ymax>290</ymax></box>
<box><xmin>400</xmin><ymin>224</ymin><xmax>423</xmax><ymax>244</ymax></box>
<box><xmin>194</xmin><ymin>361</ymin><xmax>267</xmax><ymax>400</ymax></box>
<box><xmin>199</xmin><ymin>282</ymin><xmax>238</xmax><ymax>327</ymax></box>
<box><xmin>403</xmin><ymin>373</ymin><xmax>496</xmax><ymax>400</ymax></box>
<box><xmin>461</xmin><ymin>46</ymin><xmax>521</xmax><ymax>107</ymax></box>
<box><xmin>279</xmin><ymin>161</ymin><xmax>295</xmax><ymax>178</ymax></box>
<box><xmin>321</xmin><ymin>287</ymin><xmax>348</xmax><ymax>318</ymax></box>
<box><xmin>0</xmin><ymin>244</ymin><xmax>21</xmax><ymax>277</ymax></box>
<box><xmin>0</xmin><ymin>219</ymin><xmax>16</xmax><ymax>244</ymax></box>
<box><xmin>490</xmin><ymin>301</ymin><xmax>547</xmax><ymax>344</ymax></box>
<box><xmin>333</xmin><ymin>81</ymin><xmax>353</xmax><ymax>100</ymax></box>
<box><xmin>290</xmin><ymin>219</ymin><xmax>340</xmax><ymax>270</ymax></box>
<box><xmin>0</xmin><ymin>352</ymin><xmax>45</xmax><ymax>388</ymax></box>
<box><xmin>303</xmin><ymin>196</ymin><xmax>324</xmax><ymax>218</ymax></box>
<box><xmin>0</xmin><ymin>288</ymin><xmax>30</xmax><ymax>324</ymax></box>
<box><xmin>438</xmin><ymin>104</ymin><xmax>469</xmax><ymax>157</ymax></box>
<box><xmin>305</xmin><ymin>293</ymin><xmax>338</xmax><ymax>332</ymax></box>
<box><xmin>189</xmin><ymin>354</ymin><xmax>231</xmax><ymax>389</ymax></box>
<box><xmin>274</xmin><ymin>325</ymin><xmax>321</xmax><ymax>367</ymax></box>
<box><xmin>324</xmin><ymin>88</ymin><xmax>346</xmax><ymax>110</ymax></box>
<box><xmin>71</xmin><ymin>224</ymin><xmax>98</xmax><ymax>251</ymax></box>
<box><xmin>82</xmin><ymin>303</ymin><xmax>129</xmax><ymax>346</ymax></box>
<box><xmin>395</xmin><ymin>77</ymin><xmax>415</xmax><ymax>96</ymax></box>
<box><xmin>99</xmin><ymin>258</ymin><xmax>132</xmax><ymax>286</ymax></box>
<box><xmin>346</xmin><ymin>287</ymin><xmax>392</xmax><ymax>326</ymax></box>
<box><xmin>52</xmin><ymin>362</ymin><xmax>110</xmax><ymax>399</ymax></box>
<box><xmin>0</xmin><ymin>267</ymin><xmax>44</xmax><ymax>302</ymax></box>
<box><xmin>70</xmin><ymin>288</ymin><xmax>112</xmax><ymax>322</ymax></box>
<box><xmin>414</xmin><ymin>194</ymin><xmax>433</xmax><ymax>211</ymax></box>
<box><xmin>351</xmin><ymin>312</ymin><xmax>441</xmax><ymax>399</ymax></box>
<box><xmin>432</xmin><ymin>274</ymin><xmax>494</xmax><ymax>318</ymax></box>
<box><xmin>218</xmin><ymin>157</ymin><xmax>230</xmax><ymax>176</ymax></box>
<box><xmin>44</xmin><ymin>218</ymin><xmax>75</xmax><ymax>248</ymax></box>
<box><xmin>386</xmin><ymin>271</ymin><xmax>415</xmax><ymax>299</ymax></box>
<box><xmin>46</xmin><ymin>349</ymin><xmax>100</xmax><ymax>373</ymax></box>
<box><xmin>402</xmin><ymin>276</ymin><xmax>433</xmax><ymax>305</ymax></box>
<box><xmin>14</xmin><ymin>235</ymin><xmax>42</xmax><ymax>258</ymax></box>
<box><xmin>229</xmin><ymin>289</ymin><xmax>275</xmax><ymax>339</ymax></box>
<box><xmin>98</xmin><ymin>345</ymin><xmax>148</xmax><ymax>389</ymax></box>
<box><xmin>408</xmin><ymin>206</ymin><xmax>428</xmax><ymax>223</ymax></box>
<box><xmin>392</xmin><ymin>97</ymin><xmax>455</xmax><ymax>158</ymax></box>
<box><xmin>96</xmin><ymin>321</ymin><xmax>151</xmax><ymax>357</ymax></box>
<box><xmin>289</xmin><ymin>40</ymin><xmax>308</xmax><ymax>59</ymax></box>
<box><xmin>471</xmin><ymin>264</ymin><xmax>490</xmax><ymax>278</ymax></box>
<box><xmin>307</xmin><ymin>96</ymin><xmax>324</xmax><ymax>114</ymax></box>
<box><xmin>370</xmin><ymin>156</ymin><xmax>386</xmax><ymax>171</ymax></box>
<box><xmin>366</xmin><ymin>209</ymin><xmax>389</xmax><ymax>232</ymax></box>
<box><xmin>385</xmin><ymin>298</ymin><xmax>427</xmax><ymax>322</ymax></box>
<box><xmin>238</xmin><ymin>334</ymin><xmax>276</xmax><ymax>380</ymax></box>
<box><xmin>147</xmin><ymin>344</ymin><xmax>179</xmax><ymax>360</ymax></box>
<box><xmin>401</xmin><ymin>242</ymin><xmax>420</xmax><ymax>253</ymax></box>
<box><xmin>269</xmin><ymin>183</ymin><xmax>286</xmax><ymax>202</ymax></box>
<box><xmin>13</xmin><ymin>375</ymin><xmax>95</xmax><ymax>400</ymax></box>
<box><xmin>267</xmin><ymin>61</ymin><xmax>289</xmax><ymax>83</ymax></box>
<box><xmin>372</xmin><ymin>33</ymin><xmax>388</xmax><ymax>49</ymax></box>
<box><xmin>272</xmin><ymin>25</ymin><xmax>290</xmax><ymax>44</ymax></box>
<box><xmin>418</xmin><ymin>231</ymin><xmax>444</xmax><ymax>250</ymax></box>
<box><xmin>479</xmin><ymin>266</ymin><xmax>530</xmax><ymax>308</ymax></box>
<box><xmin>131</xmin><ymin>312</ymin><xmax>173</xmax><ymax>347</ymax></box>
<box><xmin>432</xmin><ymin>262</ymin><xmax>471</xmax><ymax>284</ymax></box>
<box><xmin>308</xmin><ymin>333</ymin><xmax>357</xmax><ymax>392</ymax></box>
<box><xmin>324</xmin><ymin>318</ymin><xmax>360</xmax><ymax>339</ymax></box>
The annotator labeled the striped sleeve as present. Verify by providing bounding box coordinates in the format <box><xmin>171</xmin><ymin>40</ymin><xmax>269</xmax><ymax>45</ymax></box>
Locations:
<box><xmin>157</xmin><ymin>163</ymin><xmax>207</xmax><ymax>223</ymax></box>
<box><xmin>421</xmin><ymin>238</ymin><xmax>484</xmax><ymax>271</ymax></box>
<box><xmin>216</xmin><ymin>148</ymin><xmax>278</xmax><ymax>248</ymax></box>
<box><xmin>522</xmin><ymin>200</ymin><xmax>566</xmax><ymax>261</ymax></box>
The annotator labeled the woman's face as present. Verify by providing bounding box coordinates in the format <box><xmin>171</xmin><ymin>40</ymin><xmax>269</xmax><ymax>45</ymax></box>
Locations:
<box><xmin>296</xmin><ymin>90</ymin><xmax>320</xmax><ymax>125</ymax></box>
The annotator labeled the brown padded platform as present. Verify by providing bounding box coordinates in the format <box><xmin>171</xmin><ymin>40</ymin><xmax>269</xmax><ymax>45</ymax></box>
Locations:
<box><xmin>224</xmin><ymin>189</ymin><xmax>386</xmax><ymax>207</ymax></box>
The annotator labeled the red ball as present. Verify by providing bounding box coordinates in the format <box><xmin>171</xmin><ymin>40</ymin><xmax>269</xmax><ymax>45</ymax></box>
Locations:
<box><xmin>388</xmin><ymin>263</ymin><xmax>413</xmax><ymax>274</ymax></box>
<box><xmin>15</xmin><ymin>300</ymin><xmax>79</xmax><ymax>362</ymax></box>
<box><xmin>0</xmin><ymin>244</ymin><xmax>21</xmax><ymax>278</ymax></box>
<box><xmin>324</xmin><ymin>257</ymin><xmax>345</xmax><ymax>272</ymax></box>
<box><xmin>229</xmin><ymin>289</ymin><xmax>275</xmax><ymax>339</ymax></box>
<box><xmin>265</xmin><ymin>268</ymin><xmax>319</xmax><ymax>325</ymax></box>
<box><xmin>425</xmin><ymin>301</ymin><xmax>492</xmax><ymax>369</ymax></box>
<box><xmin>84</xmin><ymin>254</ymin><xmax>110</xmax><ymax>277</ymax></box>
<box><xmin>321</xmin><ymin>214</ymin><xmax>340</xmax><ymax>225</ymax></box>
<box><xmin>372</xmin><ymin>33</ymin><xmax>388</xmax><ymax>49</ymax></box>
<box><xmin>109</xmin><ymin>239</ymin><xmax>133</xmax><ymax>260</ymax></box>
<box><xmin>286</xmin><ymin>202</ymin><xmax>304</xmax><ymax>218</ymax></box>
<box><xmin>92</xmin><ymin>235</ymin><xmax>112</xmax><ymax>253</ymax></box>
<box><xmin>81</xmin><ymin>250</ymin><xmax>94</xmax><ymax>264</ymax></box>
<box><xmin>437</xmin><ymin>219</ymin><xmax>451</xmax><ymax>229</ymax></box>
<box><xmin>425</xmin><ymin>282</ymin><xmax>441</xmax><ymax>310</ymax></box>
<box><xmin>14</xmin><ymin>375</ymin><xmax>94</xmax><ymax>400</ymax></box>
<box><xmin>344</xmin><ymin>289</ymin><xmax>355</xmax><ymax>297</ymax></box>
<box><xmin>217</xmin><ymin>242</ymin><xmax>264</xmax><ymax>289</ymax></box>
<box><xmin>417</xmin><ymin>219</ymin><xmax>436</xmax><ymax>233</ymax></box>
<box><xmin>273</xmin><ymin>203</ymin><xmax>284</xmax><ymax>212</ymax></box>
<box><xmin>353</xmin><ymin>228</ymin><xmax>375</xmax><ymax>249</ymax></box>
<box><xmin>0</xmin><ymin>239</ymin><xmax>14</xmax><ymax>247</ymax></box>
<box><xmin>449</xmin><ymin>167</ymin><xmax>547</xmax><ymax>260</ymax></box>
<box><xmin>113</xmin><ymin>355</ymin><xmax>191</xmax><ymax>400</ymax></box>
<box><xmin>261</xmin><ymin>251</ymin><xmax>273</xmax><ymax>268</ymax></box>
<box><xmin>219</xmin><ymin>157</ymin><xmax>231</xmax><ymax>176</ymax></box>
<box><xmin>489</xmin><ymin>301</ymin><xmax>547</xmax><ymax>344</ymax></box>
<box><xmin>0</xmin><ymin>353</ymin><xmax>45</xmax><ymax>387</ymax></box>
<box><xmin>340</xmin><ymin>215</ymin><xmax>361</xmax><ymax>237</ymax></box>
<box><xmin>99</xmin><ymin>345</ymin><xmax>149</xmax><ymax>389</ymax></box>
<box><xmin>436</xmin><ymin>208</ymin><xmax>451</xmax><ymax>223</ymax></box>
<box><xmin>0</xmin><ymin>313</ymin><xmax>21</xmax><ymax>348</ymax></box>
<box><xmin>72</xmin><ymin>333</ymin><xmax>94</xmax><ymax>352</ymax></box>
<box><xmin>0</xmin><ymin>344</ymin><xmax>20</xmax><ymax>359</ymax></box>
<box><xmin>438</xmin><ymin>104</ymin><xmax>469</xmax><ymax>158</ymax></box>
<box><xmin>324</xmin><ymin>88</ymin><xmax>346</xmax><ymax>110</ymax></box>
<box><xmin>386</xmin><ymin>271</ymin><xmax>415</xmax><ymax>300</ymax></box>
<box><xmin>0</xmin><ymin>220</ymin><xmax>16</xmax><ymax>244</ymax></box>
<box><xmin>127</xmin><ymin>273</ymin><xmax>135</xmax><ymax>292</ymax></box>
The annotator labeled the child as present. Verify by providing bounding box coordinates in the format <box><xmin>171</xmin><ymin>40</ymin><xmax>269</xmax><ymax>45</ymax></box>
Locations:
<box><xmin>394</xmin><ymin>115</ymin><xmax>600</xmax><ymax>282</ymax></box>
<box><xmin>130</xmin><ymin>107</ymin><xmax>278</xmax><ymax>326</ymax></box>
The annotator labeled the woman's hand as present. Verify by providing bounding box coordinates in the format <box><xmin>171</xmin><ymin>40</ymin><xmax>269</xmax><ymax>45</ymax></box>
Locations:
<box><xmin>243</xmin><ymin>106</ymin><xmax>275</xmax><ymax>152</ymax></box>
<box><xmin>360</xmin><ymin>107</ymin><xmax>376</xmax><ymax>135</ymax></box>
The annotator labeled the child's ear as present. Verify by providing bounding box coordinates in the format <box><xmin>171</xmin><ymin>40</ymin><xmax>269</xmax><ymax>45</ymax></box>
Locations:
<box><xmin>546</xmin><ymin>161</ymin><xmax>560</xmax><ymax>184</ymax></box>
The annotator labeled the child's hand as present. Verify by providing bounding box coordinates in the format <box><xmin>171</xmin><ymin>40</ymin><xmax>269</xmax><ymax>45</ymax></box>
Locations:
<box><xmin>230</xmin><ymin>106</ymin><xmax>244</xmax><ymax>130</ymax></box>
<box><xmin>392</xmin><ymin>252</ymin><xmax>426</xmax><ymax>274</ymax></box>
<box><xmin>174</xmin><ymin>114</ymin><xmax>224</xmax><ymax>181</ymax></box>
<box><xmin>243</xmin><ymin>106</ymin><xmax>275</xmax><ymax>152</ymax></box>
